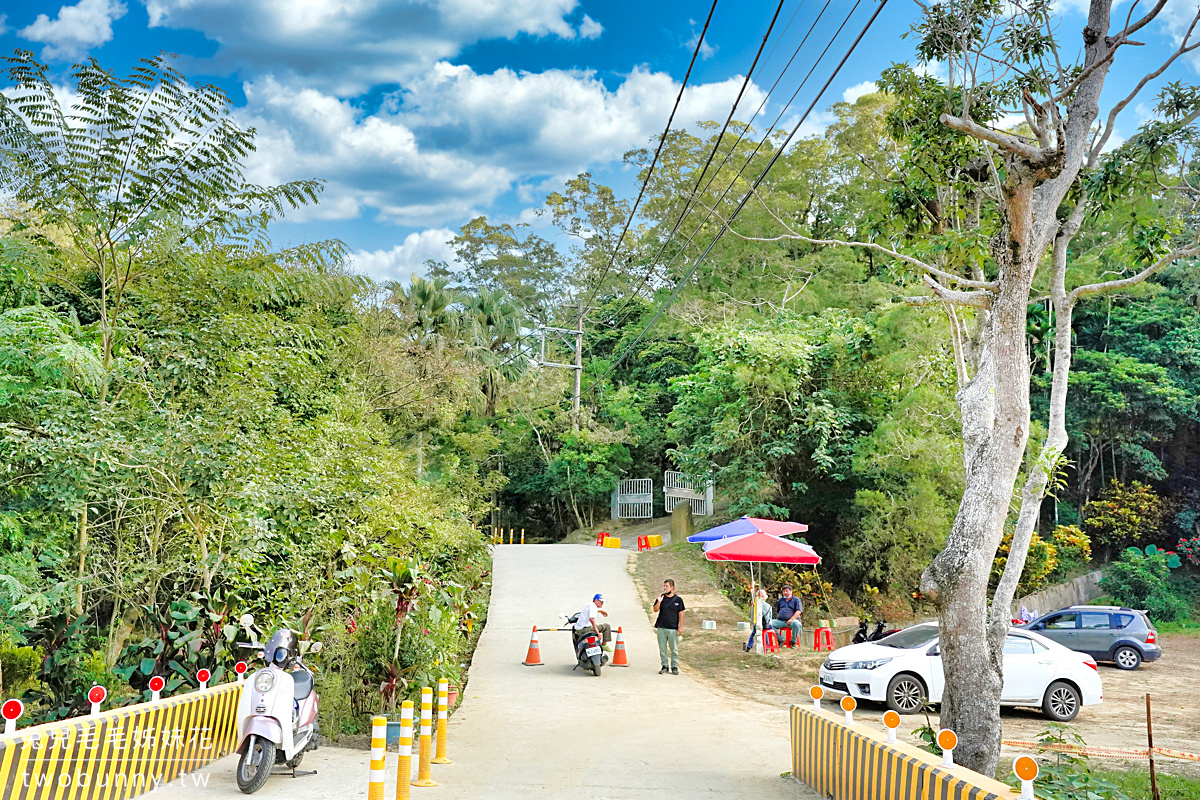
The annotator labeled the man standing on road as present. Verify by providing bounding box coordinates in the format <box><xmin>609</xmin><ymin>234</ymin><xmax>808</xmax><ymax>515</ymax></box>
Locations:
<box><xmin>769</xmin><ymin>584</ymin><xmax>803</xmax><ymax>647</ymax></box>
<box><xmin>574</xmin><ymin>593</ymin><xmax>611</xmax><ymax>650</ymax></box>
<box><xmin>653</xmin><ymin>579</ymin><xmax>685</xmax><ymax>674</ymax></box>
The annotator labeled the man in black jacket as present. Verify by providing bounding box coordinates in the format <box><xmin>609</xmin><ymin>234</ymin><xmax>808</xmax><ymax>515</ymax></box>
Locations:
<box><xmin>653</xmin><ymin>579</ymin><xmax>685</xmax><ymax>674</ymax></box>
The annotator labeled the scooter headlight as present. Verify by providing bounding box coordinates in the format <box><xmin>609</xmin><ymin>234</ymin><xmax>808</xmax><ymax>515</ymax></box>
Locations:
<box><xmin>254</xmin><ymin>670</ymin><xmax>275</xmax><ymax>693</ymax></box>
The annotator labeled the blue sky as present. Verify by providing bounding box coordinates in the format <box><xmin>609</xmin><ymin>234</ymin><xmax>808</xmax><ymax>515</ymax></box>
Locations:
<box><xmin>2</xmin><ymin>0</ymin><xmax>1199</xmax><ymax>282</ymax></box>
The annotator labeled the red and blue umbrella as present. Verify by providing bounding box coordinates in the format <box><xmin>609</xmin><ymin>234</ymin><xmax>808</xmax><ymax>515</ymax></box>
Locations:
<box><xmin>685</xmin><ymin>516</ymin><xmax>808</xmax><ymax>543</ymax></box>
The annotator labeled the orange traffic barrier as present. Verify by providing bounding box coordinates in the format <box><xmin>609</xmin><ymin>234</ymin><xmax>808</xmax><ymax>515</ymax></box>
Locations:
<box><xmin>611</xmin><ymin>627</ymin><xmax>629</xmax><ymax>666</ymax></box>
<box><xmin>522</xmin><ymin>626</ymin><xmax>544</xmax><ymax>666</ymax></box>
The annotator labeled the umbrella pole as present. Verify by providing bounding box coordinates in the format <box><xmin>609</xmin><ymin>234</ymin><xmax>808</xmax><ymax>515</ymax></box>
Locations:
<box><xmin>753</xmin><ymin>562</ymin><xmax>764</xmax><ymax>655</ymax></box>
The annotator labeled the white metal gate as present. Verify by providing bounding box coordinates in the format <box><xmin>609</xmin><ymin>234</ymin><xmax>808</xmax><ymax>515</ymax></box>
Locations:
<box><xmin>611</xmin><ymin>478</ymin><xmax>653</xmax><ymax>520</ymax></box>
<box><xmin>664</xmin><ymin>470</ymin><xmax>713</xmax><ymax>516</ymax></box>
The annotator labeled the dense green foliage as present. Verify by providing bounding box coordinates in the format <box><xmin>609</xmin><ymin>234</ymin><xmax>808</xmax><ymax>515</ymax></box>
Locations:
<box><xmin>0</xmin><ymin>55</ymin><xmax>495</xmax><ymax>731</ymax></box>
<box><xmin>7</xmin><ymin>21</ymin><xmax>1200</xmax><ymax>726</ymax></box>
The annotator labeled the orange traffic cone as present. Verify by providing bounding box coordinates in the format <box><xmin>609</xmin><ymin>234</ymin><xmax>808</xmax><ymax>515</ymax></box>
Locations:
<box><xmin>522</xmin><ymin>626</ymin><xmax>544</xmax><ymax>666</ymax></box>
<box><xmin>611</xmin><ymin>627</ymin><xmax>629</xmax><ymax>667</ymax></box>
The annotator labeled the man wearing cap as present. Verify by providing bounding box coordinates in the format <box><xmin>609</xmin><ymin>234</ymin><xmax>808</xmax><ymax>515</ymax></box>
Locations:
<box><xmin>573</xmin><ymin>593</ymin><xmax>611</xmax><ymax>650</ymax></box>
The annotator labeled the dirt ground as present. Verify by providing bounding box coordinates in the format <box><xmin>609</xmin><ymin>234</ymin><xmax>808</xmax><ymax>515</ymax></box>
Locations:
<box><xmin>630</xmin><ymin>540</ymin><xmax>1200</xmax><ymax>778</ymax></box>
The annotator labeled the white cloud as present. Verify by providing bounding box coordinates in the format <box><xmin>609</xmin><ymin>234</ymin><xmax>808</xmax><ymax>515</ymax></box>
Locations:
<box><xmin>238</xmin><ymin>65</ymin><xmax>766</xmax><ymax>227</ymax></box>
<box><xmin>349</xmin><ymin>228</ymin><xmax>457</xmax><ymax>283</ymax></box>
<box><xmin>684</xmin><ymin>30</ymin><xmax>716</xmax><ymax>61</ymax></box>
<box><xmin>0</xmin><ymin>14</ymin><xmax>8</xmax><ymax>35</ymax></box>
<box><xmin>578</xmin><ymin>14</ymin><xmax>602</xmax><ymax>39</ymax></box>
<box><xmin>144</xmin><ymin>0</ymin><xmax>584</xmax><ymax>94</ymax></box>
<box><xmin>19</xmin><ymin>0</ymin><xmax>127</xmax><ymax>61</ymax></box>
<box><xmin>237</xmin><ymin>76</ymin><xmax>511</xmax><ymax>226</ymax></box>
<box><xmin>842</xmin><ymin>81</ymin><xmax>877</xmax><ymax>104</ymax></box>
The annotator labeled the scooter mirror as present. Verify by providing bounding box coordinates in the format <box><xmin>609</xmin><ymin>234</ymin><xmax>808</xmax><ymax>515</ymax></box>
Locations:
<box><xmin>239</xmin><ymin>613</ymin><xmax>255</xmax><ymax>628</ymax></box>
<box><xmin>309</xmin><ymin>641</ymin><xmax>323</xmax><ymax>654</ymax></box>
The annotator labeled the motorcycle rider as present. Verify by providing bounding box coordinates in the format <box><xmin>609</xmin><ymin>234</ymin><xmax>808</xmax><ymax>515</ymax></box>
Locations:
<box><xmin>573</xmin><ymin>593</ymin><xmax>612</xmax><ymax>651</ymax></box>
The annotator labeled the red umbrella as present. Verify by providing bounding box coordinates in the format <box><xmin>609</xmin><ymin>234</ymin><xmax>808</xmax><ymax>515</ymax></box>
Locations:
<box><xmin>703</xmin><ymin>532</ymin><xmax>820</xmax><ymax>564</ymax></box>
<box><xmin>704</xmin><ymin>532</ymin><xmax>820</xmax><ymax>654</ymax></box>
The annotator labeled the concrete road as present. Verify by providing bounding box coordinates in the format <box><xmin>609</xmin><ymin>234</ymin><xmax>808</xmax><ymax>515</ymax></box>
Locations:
<box><xmin>156</xmin><ymin>544</ymin><xmax>811</xmax><ymax>798</ymax></box>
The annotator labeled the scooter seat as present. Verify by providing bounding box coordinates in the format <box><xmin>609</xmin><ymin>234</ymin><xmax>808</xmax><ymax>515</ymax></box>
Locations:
<box><xmin>292</xmin><ymin>668</ymin><xmax>314</xmax><ymax>700</ymax></box>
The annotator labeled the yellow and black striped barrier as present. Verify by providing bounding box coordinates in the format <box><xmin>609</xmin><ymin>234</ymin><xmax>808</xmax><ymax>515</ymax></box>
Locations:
<box><xmin>0</xmin><ymin>682</ymin><xmax>239</xmax><ymax>800</ymax></box>
<box><xmin>789</xmin><ymin>704</ymin><xmax>1020</xmax><ymax>800</ymax></box>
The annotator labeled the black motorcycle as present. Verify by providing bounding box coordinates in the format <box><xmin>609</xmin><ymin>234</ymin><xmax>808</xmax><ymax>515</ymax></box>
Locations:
<box><xmin>852</xmin><ymin>619</ymin><xmax>893</xmax><ymax>643</ymax></box>
<box><xmin>564</xmin><ymin>613</ymin><xmax>609</xmax><ymax>676</ymax></box>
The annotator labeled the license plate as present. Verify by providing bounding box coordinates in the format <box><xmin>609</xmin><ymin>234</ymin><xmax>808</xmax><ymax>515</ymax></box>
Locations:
<box><xmin>585</xmin><ymin>646</ymin><xmax>602</xmax><ymax>658</ymax></box>
<box><xmin>820</xmin><ymin>676</ymin><xmax>833</xmax><ymax>687</ymax></box>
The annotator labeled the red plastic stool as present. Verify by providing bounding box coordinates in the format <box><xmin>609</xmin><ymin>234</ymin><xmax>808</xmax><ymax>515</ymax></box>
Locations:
<box><xmin>813</xmin><ymin>627</ymin><xmax>834</xmax><ymax>651</ymax></box>
<box><xmin>762</xmin><ymin>630</ymin><xmax>780</xmax><ymax>653</ymax></box>
<box><xmin>779</xmin><ymin>627</ymin><xmax>794</xmax><ymax>648</ymax></box>
<box><xmin>637</xmin><ymin>535</ymin><xmax>649</xmax><ymax>552</ymax></box>
<box><xmin>595</xmin><ymin>531</ymin><xmax>607</xmax><ymax>546</ymax></box>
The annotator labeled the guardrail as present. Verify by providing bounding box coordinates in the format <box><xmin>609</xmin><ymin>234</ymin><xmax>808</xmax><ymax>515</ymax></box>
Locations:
<box><xmin>0</xmin><ymin>682</ymin><xmax>239</xmax><ymax>800</ymax></box>
<box><xmin>790</xmin><ymin>704</ymin><xmax>1020</xmax><ymax>800</ymax></box>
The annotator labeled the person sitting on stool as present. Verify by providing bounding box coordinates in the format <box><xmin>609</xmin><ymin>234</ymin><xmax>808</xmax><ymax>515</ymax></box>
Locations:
<box><xmin>769</xmin><ymin>584</ymin><xmax>803</xmax><ymax>647</ymax></box>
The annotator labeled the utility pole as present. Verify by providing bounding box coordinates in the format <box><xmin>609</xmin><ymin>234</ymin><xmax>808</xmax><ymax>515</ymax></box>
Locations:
<box><xmin>536</xmin><ymin>297</ymin><xmax>590</xmax><ymax>429</ymax></box>
<box><xmin>573</xmin><ymin>296</ymin><xmax>583</xmax><ymax>429</ymax></box>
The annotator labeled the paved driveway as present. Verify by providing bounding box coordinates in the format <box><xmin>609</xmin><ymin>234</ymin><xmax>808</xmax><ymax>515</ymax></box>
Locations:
<box><xmin>154</xmin><ymin>544</ymin><xmax>811</xmax><ymax>799</ymax></box>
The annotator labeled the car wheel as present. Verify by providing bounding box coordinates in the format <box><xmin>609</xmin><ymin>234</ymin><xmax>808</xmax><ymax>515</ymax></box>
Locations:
<box><xmin>1113</xmin><ymin>646</ymin><xmax>1142</xmax><ymax>670</ymax></box>
<box><xmin>885</xmin><ymin>674</ymin><xmax>926</xmax><ymax>714</ymax></box>
<box><xmin>1042</xmin><ymin>681</ymin><xmax>1081</xmax><ymax>722</ymax></box>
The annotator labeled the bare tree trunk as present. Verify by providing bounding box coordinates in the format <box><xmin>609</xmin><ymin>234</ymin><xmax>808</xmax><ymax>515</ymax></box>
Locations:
<box><xmin>991</xmin><ymin>208</ymin><xmax>1082</xmax><ymax>631</ymax></box>
<box><xmin>74</xmin><ymin>505</ymin><xmax>88</xmax><ymax>616</ymax></box>
<box><xmin>922</xmin><ymin>233</ymin><xmax>1035</xmax><ymax>774</ymax></box>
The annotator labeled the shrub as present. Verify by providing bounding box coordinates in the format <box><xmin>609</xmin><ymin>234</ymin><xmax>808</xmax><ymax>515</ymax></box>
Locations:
<box><xmin>1099</xmin><ymin>547</ymin><xmax>1187</xmax><ymax>621</ymax></box>
<box><xmin>1083</xmin><ymin>480</ymin><xmax>1166</xmax><ymax>554</ymax></box>
<box><xmin>1179</xmin><ymin>536</ymin><xmax>1200</xmax><ymax>567</ymax></box>
<box><xmin>992</xmin><ymin>531</ymin><xmax>1058</xmax><ymax>595</ymax></box>
<box><xmin>1050</xmin><ymin>525</ymin><xmax>1092</xmax><ymax>568</ymax></box>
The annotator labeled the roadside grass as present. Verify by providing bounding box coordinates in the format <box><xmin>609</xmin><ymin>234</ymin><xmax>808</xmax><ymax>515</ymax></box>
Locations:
<box><xmin>995</xmin><ymin>762</ymin><xmax>1200</xmax><ymax>800</ymax></box>
<box><xmin>1092</xmin><ymin>767</ymin><xmax>1200</xmax><ymax>800</ymax></box>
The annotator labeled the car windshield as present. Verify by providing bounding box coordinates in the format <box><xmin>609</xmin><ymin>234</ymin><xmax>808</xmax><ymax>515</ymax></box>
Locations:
<box><xmin>876</xmin><ymin>624</ymin><xmax>939</xmax><ymax>649</ymax></box>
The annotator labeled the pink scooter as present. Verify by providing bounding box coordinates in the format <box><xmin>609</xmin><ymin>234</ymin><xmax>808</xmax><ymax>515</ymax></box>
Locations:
<box><xmin>234</xmin><ymin>622</ymin><xmax>322</xmax><ymax>793</ymax></box>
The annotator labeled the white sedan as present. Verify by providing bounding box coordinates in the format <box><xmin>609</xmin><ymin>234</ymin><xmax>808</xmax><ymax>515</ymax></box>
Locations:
<box><xmin>817</xmin><ymin>623</ymin><xmax>1103</xmax><ymax>721</ymax></box>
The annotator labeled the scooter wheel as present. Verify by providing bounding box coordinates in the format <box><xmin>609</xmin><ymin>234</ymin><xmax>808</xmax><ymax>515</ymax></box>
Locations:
<box><xmin>237</xmin><ymin>736</ymin><xmax>276</xmax><ymax>794</ymax></box>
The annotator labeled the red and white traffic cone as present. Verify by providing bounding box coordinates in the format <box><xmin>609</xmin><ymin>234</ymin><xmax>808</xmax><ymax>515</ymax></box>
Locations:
<box><xmin>611</xmin><ymin>627</ymin><xmax>629</xmax><ymax>666</ymax></box>
<box><xmin>522</xmin><ymin>626</ymin><xmax>544</xmax><ymax>666</ymax></box>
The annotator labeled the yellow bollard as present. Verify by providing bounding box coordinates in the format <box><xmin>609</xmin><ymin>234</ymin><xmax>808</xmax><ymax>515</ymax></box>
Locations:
<box><xmin>509</xmin><ymin>527</ymin><xmax>514</xmax><ymax>544</ymax></box>
<box><xmin>432</xmin><ymin>678</ymin><xmax>452</xmax><ymax>764</ymax></box>
<box><xmin>394</xmin><ymin>701</ymin><xmax>413</xmax><ymax>800</ymax></box>
<box><xmin>520</xmin><ymin>528</ymin><xmax>525</xmax><ymax>544</ymax></box>
<box><xmin>411</xmin><ymin>687</ymin><xmax>437</xmax><ymax>787</ymax></box>
<box><xmin>369</xmin><ymin>715</ymin><xmax>387</xmax><ymax>800</ymax></box>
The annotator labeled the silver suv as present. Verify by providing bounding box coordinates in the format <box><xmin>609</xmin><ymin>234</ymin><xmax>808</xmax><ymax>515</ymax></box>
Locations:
<box><xmin>1021</xmin><ymin>605</ymin><xmax>1161</xmax><ymax>669</ymax></box>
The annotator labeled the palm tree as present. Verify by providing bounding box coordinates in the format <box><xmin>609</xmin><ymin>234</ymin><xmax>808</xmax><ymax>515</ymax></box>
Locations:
<box><xmin>460</xmin><ymin>288</ymin><xmax>530</xmax><ymax>416</ymax></box>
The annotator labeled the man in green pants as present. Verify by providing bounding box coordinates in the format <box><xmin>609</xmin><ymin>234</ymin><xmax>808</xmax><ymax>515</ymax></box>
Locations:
<box><xmin>653</xmin><ymin>579</ymin><xmax>686</xmax><ymax>674</ymax></box>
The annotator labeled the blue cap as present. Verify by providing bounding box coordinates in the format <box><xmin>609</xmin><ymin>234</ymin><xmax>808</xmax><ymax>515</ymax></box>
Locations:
<box><xmin>593</xmin><ymin>593</ymin><xmax>604</xmax><ymax>601</ymax></box>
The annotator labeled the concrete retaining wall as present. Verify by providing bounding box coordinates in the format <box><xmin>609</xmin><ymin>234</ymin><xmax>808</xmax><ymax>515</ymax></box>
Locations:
<box><xmin>1012</xmin><ymin>568</ymin><xmax>1105</xmax><ymax>616</ymax></box>
<box><xmin>790</xmin><ymin>705</ymin><xmax>1019</xmax><ymax>800</ymax></box>
<box><xmin>0</xmin><ymin>682</ymin><xmax>239</xmax><ymax>800</ymax></box>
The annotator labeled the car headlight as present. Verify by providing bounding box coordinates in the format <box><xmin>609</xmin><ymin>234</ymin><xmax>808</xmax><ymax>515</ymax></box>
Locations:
<box><xmin>254</xmin><ymin>670</ymin><xmax>275</xmax><ymax>693</ymax></box>
<box><xmin>850</xmin><ymin>658</ymin><xmax>892</xmax><ymax>670</ymax></box>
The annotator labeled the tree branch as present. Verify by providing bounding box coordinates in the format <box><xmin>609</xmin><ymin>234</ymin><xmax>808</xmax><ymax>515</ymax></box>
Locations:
<box><xmin>1069</xmin><ymin>244</ymin><xmax>1200</xmax><ymax>302</ymax></box>
<box><xmin>731</xmin><ymin>230</ymin><xmax>998</xmax><ymax>289</ymax></box>
<box><xmin>940</xmin><ymin>112</ymin><xmax>1049</xmax><ymax>161</ymax></box>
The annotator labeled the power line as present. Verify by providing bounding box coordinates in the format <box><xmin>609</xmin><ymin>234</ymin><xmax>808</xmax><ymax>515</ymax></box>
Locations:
<box><xmin>600</xmin><ymin>0</ymin><xmax>827</xmax><ymax>333</ymax></box>
<box><xmin>575</xmin><ymin>0</ymin><xmax>720</xmax><ymax>318</ymax></box>
<box><xmin>586</xmin><ymin>0</ymin><xmax>889</xmax><ymax>394</ymax></box>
